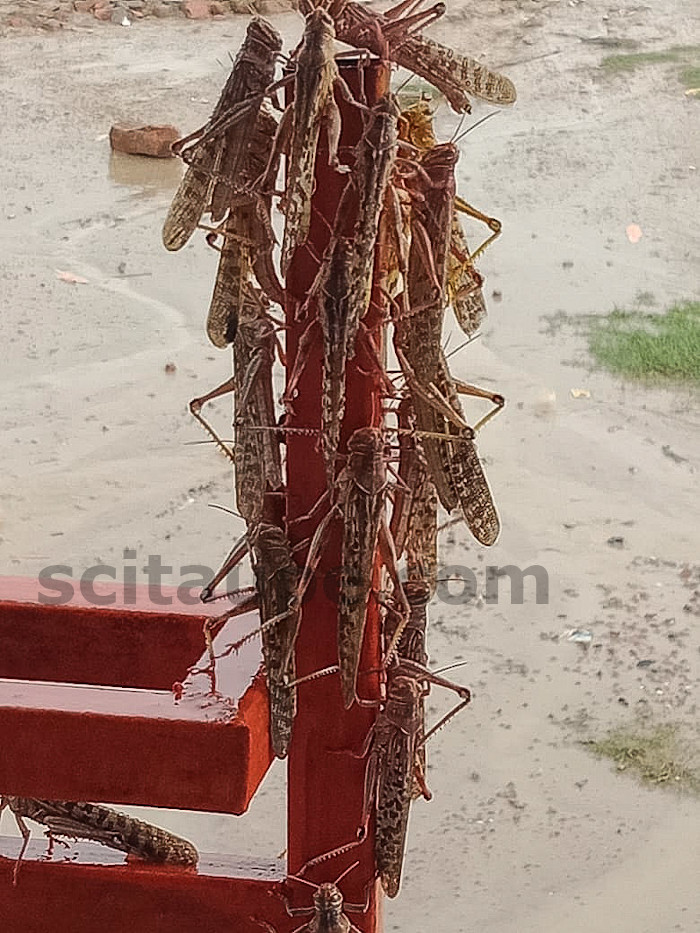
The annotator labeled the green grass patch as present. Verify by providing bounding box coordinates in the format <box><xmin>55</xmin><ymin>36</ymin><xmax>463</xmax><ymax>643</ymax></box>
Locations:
<box><xmin>601</xmin><ymin>50</ymin><xmax>682</xmax><ymax>72</ymax></box>
<box><xmin>600</xmin><ymin>45</ymin><xmax>700</xmax><ymax>86</ymax></box>
<box><xmin>587</xmin><ymin>301</ymin><xmax>700</xmax><ymax>385</ymax></box>
<box><xmin>680</xmin><ymin>64</ymin><xmax>700</xmax><ymax>90</ymax></box>
<box><xmin>585</xmin><ymin>725</ymin><xmax>700</xmax><ymax>795</ymax></box>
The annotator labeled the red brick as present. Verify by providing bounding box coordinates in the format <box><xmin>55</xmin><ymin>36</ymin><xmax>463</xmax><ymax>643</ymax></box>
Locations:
<box><xmin>183</xmin><ymin>0</ymin><xmax>211</xmax><ymax>18</ymax></box>
<box><xmin>109</xmin><ymin>123</ymin><xmax>181</xmax><ymax>159</ymax></box>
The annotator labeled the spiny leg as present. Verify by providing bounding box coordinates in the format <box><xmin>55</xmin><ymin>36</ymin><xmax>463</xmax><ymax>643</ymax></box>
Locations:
<box><xmin>189</xmin><ymin>378</ymin><xmax>237</xmax><ymax>466</ymax></box>
<box><xmin>453</xmin><ymin>195</ymin><xmax>501</xmax><ymax>259</ymax></box>
<box><xmin>452</xmin><ymin>378</ymin><xmax>505</xmax><ymax>431</ymax></box>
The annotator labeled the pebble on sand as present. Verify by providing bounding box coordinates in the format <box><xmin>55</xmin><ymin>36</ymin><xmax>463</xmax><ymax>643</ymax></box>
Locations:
<box><xmin>110</xmin><ymin>123</ymin><xmax>180</xmax><ymax>158</ymax></box>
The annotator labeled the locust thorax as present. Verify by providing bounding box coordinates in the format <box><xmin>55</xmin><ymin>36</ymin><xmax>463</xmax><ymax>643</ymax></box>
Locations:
<box><xmin>421</xmin><ymin>141</ymin><xmax>459</xmax><ymax>175</ymax></box>
<box><xmin>303</xmin><ymin>8</ymin><xmax>336</xmax><ymax>49</ymax></box>
<box><xmin>346</xmin><ymin>428</ymin><xmax>387</xmax><ymax>495</ymax></box>
<box><xmin>386</xmin><ymin>674</ymin><xmax>423</xmax><ymax>718</ymax></box>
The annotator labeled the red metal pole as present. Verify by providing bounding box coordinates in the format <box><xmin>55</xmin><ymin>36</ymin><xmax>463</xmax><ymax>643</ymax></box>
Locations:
<box><xmin>285</xmin><ymin>58</ymin><xmax>389</xmax><ymax>930</ymax></box>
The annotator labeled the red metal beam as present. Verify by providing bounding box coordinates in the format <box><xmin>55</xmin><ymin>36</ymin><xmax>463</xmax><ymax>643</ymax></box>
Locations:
<box><xmin>0</xmin><ymin>579</ymin><xmax>273</xmax><ymax>813</ymax></box>
<box><xmin>0</xmin><ymin>842</ymin><xmax>290</xmax><ymax>933</ymax></box>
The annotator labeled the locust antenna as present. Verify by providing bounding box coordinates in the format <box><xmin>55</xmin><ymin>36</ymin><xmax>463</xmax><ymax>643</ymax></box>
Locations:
<box><xmin>453</xmin><ymin>111</ymin><xmax>499</xmax><ymax>145</ymax></box>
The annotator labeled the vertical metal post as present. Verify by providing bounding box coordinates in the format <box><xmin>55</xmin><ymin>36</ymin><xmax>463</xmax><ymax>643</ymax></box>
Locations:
<box><xmin>284</xmin><ymin>57</ymin><xmax>389</xmax><ymax>931</ymax></box>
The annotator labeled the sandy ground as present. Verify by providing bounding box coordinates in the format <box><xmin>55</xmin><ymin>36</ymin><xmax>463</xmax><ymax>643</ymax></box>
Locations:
<box><xmin>1</xmin><ymin>1</ymin><xmax>700</xmax><ymax>930</ymax></box>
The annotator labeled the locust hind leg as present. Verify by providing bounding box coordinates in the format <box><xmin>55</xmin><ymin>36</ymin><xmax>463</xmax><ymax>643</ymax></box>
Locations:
<box><xmin>324</xmin><ymin>94</ymin><xmax>352</xmax><ymax>176</ymax></box>
<box><xmin>282</xmin><ymin>318</ymin><xmax>322</xmax><ymax>415</ymax></box>
<box><xmin>453</xmin><ymin>195</ymin><xmax>501</xmax><ymax>259</ymax></box>
<box><xmin>452</xmin><ymin>379</ymin><xmax>505</xmax><ymax>431</ymax></box>
<box><xmin>377</xmin><ymin>514</ymin><xmax>410</xmax><ymax>668</ymax></box>
<box><xmin>189</xmin><ymin>378</ymin><xmax>237</xmax><ymax>466</ymax></box>
<box><xmin>256</xmin><ymin>103</ymin><xmax>294</xmax><ymax>197</ymax></box>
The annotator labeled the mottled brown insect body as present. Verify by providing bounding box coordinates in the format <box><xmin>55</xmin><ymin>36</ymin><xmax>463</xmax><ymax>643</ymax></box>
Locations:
<box><xmin>1</xmin><ymin>796</ymin><xmax>198</xmax><ymax>882</ymax></box>
<box><xmin>395</xmin><ymin>143</ymin><xmax>501</xmax><ymax>546</ymax></box>
<box><xmin>250</xmin><ymin>523</ymin><xmax>301</xmax><ymax>758</ymax></box>
<box><xmin>360</xmin><ymin>663</ymin><xmax>470</xmax><ymax>897</ymax></box>
<box><xmin>314</xmin><ymin>0</ymin><xmax>516</xmax><ymax>113</ymax></box>
<box><xmin>390</xmin><ymin>397</ymin><xmax>438</xmax><ymax>593</ymax></box>
<box><xmin>233</xmin><ymin>293</ymin><xmax>283</xmax><ymax>524</ymax></box>
<box><xmin>260</xmin><ymin>9</ymin><xmax>353</xmax><ymax>273</ymax></box>
<box><xmin>337</xmin><ymin>428</ymin><xmax>391</xmax><ymax>708</ymax></box>
<box><xmin>163</xmin><ymin>17</ymin><xmax>282</xmax><ymax>251</ymax></box>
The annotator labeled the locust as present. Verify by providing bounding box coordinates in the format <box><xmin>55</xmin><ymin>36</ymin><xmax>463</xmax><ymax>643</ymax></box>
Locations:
<box><xmin>202</xmin><ymin>104</ymin><xmax>283</xmax><ymax>349</ymax></box>
<box><xmin>257</xmin><ymin>8</ymin><xmax>363</xmax><ymax>274</ymax></box>
<box><xmin>162</xmin><ymin>17</ymin><xmax>282</xmax><ymax>252</ymax></box>
<box><xmin>389</xmin><ymin>397</ymin><xmax>438</xmax><ymax>593</ymax></box>
<box><xmin>189</xmin><ymin>287</ymin><xmax>283</xmax><ymax>525</ymax></box>
<box><xmin>0</xmin><ymin>796</ymin><xmax>198</xmax><ymax>885</ymax></box>
<box><xmin>398</xmin><ymin>100</ymin><xmax>502</xmax><ymax>337</ymax></box>
<box><xmin>384</xmin><ymin>580</ymin><xmax>431</xmax><ymax>801</ymax></box>
<box><xmin>256</xmin><ymin>427</ymin><xmax>408</xmax><ymax>710</ymax></box>
<box><xmin>303</xmin><ymin>659</ymin><xmax>471</xmax><ymax>898</ymax></box>
<box><xmin>363</xmin><ymin>663</ymin><xmax>470</xmax><ymax>896</ymax></box>
<box><xmin>391</xmin><ymin>142</ymin><xmax>504</xmax><ymax>546</ymax></box>
<box><xmin>301</xmin><ymin>0</ymin><xmax>516</xmax><ymax>113</ymax></box>
<box><xmin>256</xmin><ymin>864</ymin><xmax>369</xmax><ymax>933</ymax></box>
<box><xmin>251</xmin><ymin>523</ymin><xmax>302</xmax><ymax>758</ymax></box>
<box><xmin>285</xmin><ymin>95</ymin><xmax>400</xmax><ymax>483</ymax></box>
<box><xmin>193</xmin><ymin>521</ymin><xmax>300</xmax><ymax>759</ymax></box>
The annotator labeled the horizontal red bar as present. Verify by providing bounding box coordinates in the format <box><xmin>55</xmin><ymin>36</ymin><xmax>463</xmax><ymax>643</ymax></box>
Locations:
<box><xmin>0</xmin><ymin>840</ymin><xmax>293</xmax><ymax>933</ymax></box>
<box><xmin>0</xmin><ymin>579</ymin><xmax>273</xmax><ymax>813</ymax></box>
<box><xmin>0</xmin><ymin>576</ymin><xmax>225</xmax><ymax>689</ymax></box>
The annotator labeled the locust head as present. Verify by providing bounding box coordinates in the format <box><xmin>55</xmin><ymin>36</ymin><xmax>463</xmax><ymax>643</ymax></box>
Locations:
<box><xmin>248</xmin><ymin>16</ymin><xmax>284</xmax><ymax>56</ymax></box>
<box><xmin>304</xmin><ymin>7</ymin><xmax>336</xmax><ymax>42</ymax></box>
<box><xmin>313</xmin><ymin>882</ymin><xmax>345</xmax><ymax>922</ymax></box>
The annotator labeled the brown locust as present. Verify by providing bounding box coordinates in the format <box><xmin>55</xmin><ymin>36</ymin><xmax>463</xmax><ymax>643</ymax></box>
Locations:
<box><xmin>162</xmin><ymin>17</ymin><xmax>282</xmax><ymax>252</ymax></box>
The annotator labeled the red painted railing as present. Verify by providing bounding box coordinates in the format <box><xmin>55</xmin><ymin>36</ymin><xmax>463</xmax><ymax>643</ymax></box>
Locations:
<box><xmin>0</xmin><ymin>59</ymin><xmax>387</xmax><ymax>932</ymax></box>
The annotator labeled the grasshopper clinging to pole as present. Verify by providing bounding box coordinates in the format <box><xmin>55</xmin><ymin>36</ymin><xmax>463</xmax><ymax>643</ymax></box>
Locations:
<box><xmin>256</xmin><ymin>862</ymin><xmax>370</xmax><ymax>933</ymax></box>
<box><xmin>391</xmin><ymin>142</ymin><xmax>504</xmax><ymax>545</ymax></box>
<box><xmin>302</xmin><ymin>0</ymin><xmax>516</xmax><ymax>113</ymax></box>
<box><xmin>256</xmin><ymin>7</ymin><xmax>367</xmax><ymax>274</ymax></box>
<box><xmin>162</xmin><ymin>16</ymin><xmax>283</xmax><ymax>252</ymax></box>
<box><xmin>284</xmin><ymin>95</ymin><xmax>401</xmax><ymax>484</ymax></box>
<box><xmin>398</xmin><ymin>100</ymin><xmax>502</xmax><ymax>337</ymax></box>
<box><xmin>192</xmin><ymin>520</ymin><xmax>301</xmax><ymax>760</ymax></box>
<box><xmin>201</xmin><ymin>104</ymin><xmax>284</xmax><ymax>349</ymax></box>
<box><xmin>251</xmin><ymin>427</ymin><xmax>408</xmax><ymax>710</ymax></box>
<box><xmin>301</xmin><ymin>658</ymin><xmax>471</xmax><ymax>898</ymax></box>
<box><xmin>189</xmin><ymin>287</ymin><xmax>283</xmax><ymax>526</ymax></box>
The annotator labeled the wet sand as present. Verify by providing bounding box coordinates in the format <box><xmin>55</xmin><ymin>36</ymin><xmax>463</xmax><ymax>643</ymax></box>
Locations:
<box><xmin>1</xmin><ymin>2</ymin><xmax>699</xmax><ymax>930</ymax></box>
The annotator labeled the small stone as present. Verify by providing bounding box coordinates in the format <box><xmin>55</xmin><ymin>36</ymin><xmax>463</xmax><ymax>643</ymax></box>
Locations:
<box><xmin>164</xmin><ymin>362</ymin><xmax>177</xmax><ymax>374</ymax></box>
<box><xmin>93</xmin><ymin>2</ymin><xmax>114</xmax><ymax>21</ymax></box>
<box><xmin>209</xmin><ymin>1</ymin><xmax>226</xmax><ymax>13</ymax></box>
<box><xmin>183</xmin><ymin>0</ymin><xmax>211</xmax><ymax>18</ymax></box>
<box><xmin>73</xmin><ymin>0</ymin><xmax>97</xmax><ymax>12</ymax></box>
<box><xmin>110</xmin><ymin>123</ymin><xmax>180</xmax><ymax>158</ymax></box>
<box><xmin>607</xmin><ymin>536</ymin><xmax>625</xmax><ymax>548</ymax></box>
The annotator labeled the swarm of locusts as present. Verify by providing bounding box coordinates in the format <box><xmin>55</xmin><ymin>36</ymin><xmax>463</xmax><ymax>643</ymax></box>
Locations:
<box><xmin>170</xmin><ymin>0</ymin><xmax>513</xmax><ymax>914</ymax></box>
